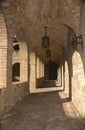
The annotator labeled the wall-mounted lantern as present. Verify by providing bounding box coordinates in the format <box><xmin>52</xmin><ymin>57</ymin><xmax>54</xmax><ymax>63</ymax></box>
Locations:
<box><xmin>13</xmin><ymin>34</ymin><xmax>18</xmax><ymax>43</ymax></box>
<box><xmin>71</xmin><ymin>34</ymin><xmax>83</xmax><ymax>52</ymax></box>
<box><xmin>42</xmin><ymin>26</ymin><xmax>50</xmax><ymax>48</ymax></box>
<box><xmin>71</xmin><ymin>34</ymin><xmax>77</xmax><ymax>49</ymax></box>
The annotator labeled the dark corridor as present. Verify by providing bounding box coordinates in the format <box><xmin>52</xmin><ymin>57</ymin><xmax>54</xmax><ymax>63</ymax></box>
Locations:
<box><xmin>49</xmin><ymin>62</ymin><xmax>58</xmax><ymax>80</ymax></box>
<box><xmin>45</xmin><ymin>61</ymin><xmax>59</xmax><ymax>80</ymax></box>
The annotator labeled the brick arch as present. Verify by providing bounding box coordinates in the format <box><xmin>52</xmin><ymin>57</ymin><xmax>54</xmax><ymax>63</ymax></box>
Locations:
<box><xmin>0</xmin><ymin>13</ymin><xmax>8</xmax><ymax>88</ymax></box>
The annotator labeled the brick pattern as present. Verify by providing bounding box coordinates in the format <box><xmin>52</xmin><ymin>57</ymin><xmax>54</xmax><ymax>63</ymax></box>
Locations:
<box><xmin>20</xmin><ymin>42</ymin><xmax>28</xmax><ymax>82</ymax></box>
<box><xmin>0</xmin><ymin>0</ymin><xmax>85</xmax><ymax>118</ymax></box>
<box><xmin>0</xmin><ymin>13</ymin><xmax>8</xmax><ymax>89</ymax></box>
<box><xmin>29</xmin><ymin>52</ymin><xmax>36</xmax><ymax>92</ymax></box>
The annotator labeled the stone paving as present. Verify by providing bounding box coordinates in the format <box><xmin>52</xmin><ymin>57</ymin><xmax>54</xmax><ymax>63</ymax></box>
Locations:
<box><xmin>1</xmin><ymin>91</ymin><xmax>85</xmax><ymax>130</ymax></box>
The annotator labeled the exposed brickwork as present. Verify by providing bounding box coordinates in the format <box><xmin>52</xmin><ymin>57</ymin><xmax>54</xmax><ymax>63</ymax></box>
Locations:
<box><xmin>0</xmin><ymin>82</ymin><xmax>28</xmax><ymax>115</ymax></box>
<box><xmin>29</xmin><ymin>52</ymin><xmax>36</xmax><ymax>92</ymax></box>
<box><xmin>1</xmin><ymin>0</ymin><xmax>85</xmax><ymax>119</ymax></box>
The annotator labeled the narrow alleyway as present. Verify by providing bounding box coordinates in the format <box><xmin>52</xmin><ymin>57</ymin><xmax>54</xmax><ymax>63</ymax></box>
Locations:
<box><xmin>1</xmin><ymin>91</ymin><xmax>84</xmax><ymax>130</ymax></box>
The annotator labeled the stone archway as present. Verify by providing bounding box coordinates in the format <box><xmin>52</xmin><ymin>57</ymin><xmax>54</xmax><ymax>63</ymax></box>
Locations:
<box><xmin>44</xmin><ymin>61</ymin><xmax>58</xmax><ymax>80</ymax></box>
<box><xmin>0</xmin><ymin>13</ymin><xmax>8</xmax><ymax>88</ymax></box>
<box><xmin>12</xmin><ymin>62</ymin><xmax>20</xmax><ymax>82</ymax></box>
<box><xmin>72</xmin><ymin>51</ymin><xmax>85</xmax><ymax>117</ymax></box>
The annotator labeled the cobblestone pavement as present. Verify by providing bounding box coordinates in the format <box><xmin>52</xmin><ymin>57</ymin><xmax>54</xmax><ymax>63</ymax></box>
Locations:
<box><xmin>1</xmin><ymin>91</ymin><xmax>85</xmax><ymax>130</ymax></box>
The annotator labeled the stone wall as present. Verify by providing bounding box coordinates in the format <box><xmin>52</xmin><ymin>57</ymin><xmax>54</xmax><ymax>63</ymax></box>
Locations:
<box><xmin>72</xmin><ymin>52</ymin><xmax>85</xmax><ymax>117</ymax></box>
<box><xmin>0</xmin><ymin>12</ymin><xmax>8</xmax><ymax>89</ymax></box>
<box><xmin>57</xmin><ymin>66</ymin><xmax>62</xmax><ymax>86</ymax></box>
<box><xmin>64</xmin><ymin>61</ymin><xmax>69</xmax><ymax>95</ymax></box>
<box><xmin>0</xmin><ymin>82</ymin><xmax>28</xmax><ymax>116</ymax></box>
<box><xmin>70</xmin><ymin>1</ymin><xmax>85</xmax><ymax>117</ymax></box>
<box><xmin>0</xmin><ymin>0</ymin><xmax>85</xmax><ymax>118</ymax></box>
<box><xmin>36</xmin><ymin>78</ymin><xmax>44</xmax><ymax>88</ymax></box>
<box><xmin>0</xmin><ymin>1</ymin><xmax>29</xmax><ymax>116</ymax></box>
<box><xmin>29</xmin><ymin>52</ymin><xmax>45</xmax><ymax>91</ymax></box>
<box><xmin>63</xmin><ymin>1</ymin><xmax>85</xmax><ymax>117</ymax></box>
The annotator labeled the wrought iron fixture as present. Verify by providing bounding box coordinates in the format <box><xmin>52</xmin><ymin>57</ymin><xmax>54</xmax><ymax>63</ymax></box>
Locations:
<box><xmin>46</xmin><ymin>48</ymin><xmax>51</xmax><ymax>57</ymax></box>
<box><xmin>71</xmin><ymin>34</ymin><xmax>83</xmax><ymax>52</ymax></box>
<box><xmin>42</xmin><ymin>26</ymin><xmax>50</xmax><ymax>48</ymax></box>
<box><xmin>13</xmin><ymin>34</ymin><xmax>18</xmax><ymax>43</ymax></box>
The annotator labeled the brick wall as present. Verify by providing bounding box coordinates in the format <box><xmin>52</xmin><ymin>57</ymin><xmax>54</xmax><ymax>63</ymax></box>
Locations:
<box><xmin>0</xmin><ymin>13</ymin><xmax>8</xmax><ymax>89</ymax></box>
<box><xmin>0</xmin><ymin>0</ymin><xmax>85</xmax><ymax>118</ymax></box>
<box><xmin>0</xmin><ymin>82</ymin><xmax>28</xmax><ymax>116</ymax></box>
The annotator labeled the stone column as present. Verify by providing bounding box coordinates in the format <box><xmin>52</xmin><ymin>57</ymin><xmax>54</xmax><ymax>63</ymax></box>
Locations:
<box><xmin>39</xmin><ymin>59</ymin><xmax>42</xmax><ymax>78</ymax></box>
<box><xmin>41</xmin><ymin>60</ymin><xmax>43</xmax><ymax>78</ymax></box>
<box><xmin>0</xmin><ymin>13</ymin><xmax>8</xmax><ymax>88</ymax></box>
<box><xmin>0</xmin><ymin>47</ymin><xmax>7</xmax><ymax>88</ymax></box>
<box><xmin>20</xmin><ymin>42</ymin><xmax>28</xmax><ymax>82</ymax></box>
<box><xmin>42</xmin><ymin>62</ymin><xmax>44</xmax><ymax>77</ymax></box>
<box><xmin>57</xmin><ymin>66</ymin><xmax>62</xmax><ymax>85</ymax></box>
<box><xmin>29</xmin><ymin>52</ymin><xmax>36</xmax><ymax>92</ymax></box>
<box><xmin>36</xmin><ymin>57</ymin><xmax>39</xmax><ymax>79</ymax></box>
<box><xmin>62</xmin><ymin>64</ymin><xmax>65</xmax><ymax>90</ymax></box>
<box><xmin>41</xmin><ymin>60</ymin><xmax>43</xmax><ymax>77</ymax></box>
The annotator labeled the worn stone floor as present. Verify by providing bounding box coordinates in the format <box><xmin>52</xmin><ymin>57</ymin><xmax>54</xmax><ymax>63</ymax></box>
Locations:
<box><xmin>1</xmin><ymin>91</ymin><xmax>85</xmax><ymax>130</ymax></box>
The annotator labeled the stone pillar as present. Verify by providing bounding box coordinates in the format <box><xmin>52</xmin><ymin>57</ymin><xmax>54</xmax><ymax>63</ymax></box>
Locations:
<box><xmin>44</xmin><ymin>63</ymin><xmax>49</xmax><ymax>80</ymax></box>
<box><xmin>29</xmin><ymin>52</ymin><xmax>36</xmax><ymax>92</ymax></box>
<box><xmin>20</xmin><ymin>42</ymin><xmax>28</xmax><ymax>82</ymax></box>
<box><xmin>41</xmin><ymin>60</ymin><xmax>43</xmax><ymax>78</ymax></box>
<box><xmin>65</xmin><ymin>61</ymin><xmax>69</xmax><ymax>94</ymax></box>
<box><xmin>0</xmin><ymin>13</ymin><xmax>8</xmax><ymax>88</ymax></box>
<box><xmin>57</xmin><ymin>66</ymin><xmax>62</xmax><ymax>85</ymax></box>
<box><xmin>62</xmin><ymin>64</ymin><xmax>65</xmax><ymax>90</ymax></box>
<box><xmin>41</xmin><ymin>61</ymin><xmax>43</xmax><ymax>77</ymax></box>
<box><xmin>39</xmin><ymin>59</ymin><xmax>42</xmax><ymax>78</ymax></box>
<box><xmin>0</xmin><ymin>47</ymin><xmax>7</xmax><ymax>88</ymax></box>
<box><xmin>42</xmin><ymin>62</ymin><xmax>44</xmax><ymax>77</ymax></box>
<box><xmin>36</xmin><ymin>57</ymin><xmax>39</xmax><ymax>78</ymax></box>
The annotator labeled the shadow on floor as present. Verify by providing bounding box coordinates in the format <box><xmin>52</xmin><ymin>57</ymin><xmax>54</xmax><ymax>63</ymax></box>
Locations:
<box><xmin>38</xmin><ymin>80</ymin><xmax>61</xmax><ymax>88</ymax></box>
<box><xmin>1</xmin><ymin>91</ymin><xmax>84</xmax><ymax>130</ymax></box>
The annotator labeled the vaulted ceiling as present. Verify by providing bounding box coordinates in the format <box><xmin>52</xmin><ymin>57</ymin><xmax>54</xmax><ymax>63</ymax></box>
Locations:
<box><xmin>1</xmin><ymin>0</ymin><xmax>81</xmax><ymax>63</ymax></box>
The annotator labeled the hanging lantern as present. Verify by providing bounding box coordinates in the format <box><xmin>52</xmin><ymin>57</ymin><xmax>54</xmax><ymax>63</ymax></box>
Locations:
<box><xmin>46</xmin><ymin>49</ymin><xmax>51</xmax><ymax>57</ymax></box>
<box><xmin>42</xmin><ymin>26</ymin><xmax>50</xmax><ymax>48</ymax></box>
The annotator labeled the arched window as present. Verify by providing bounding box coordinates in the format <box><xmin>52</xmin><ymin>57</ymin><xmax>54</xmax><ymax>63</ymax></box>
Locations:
<box><xmin>13</xmin><ymin>44</ymin><xmax>19</xmax><ymax>51</ymax></box>
<box><xmin>12</xmin><ymin>63</ymin><xmax>20</xmax><ymax>82</ymax></box>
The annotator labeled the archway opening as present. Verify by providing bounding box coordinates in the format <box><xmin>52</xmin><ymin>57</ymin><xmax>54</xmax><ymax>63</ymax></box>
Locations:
<box><xmin>12</xmin><ymin>63</ymin><xmax>20</xmax><ymax>82</ymax></box>
<box><xmin>49</xmin><ymin>62</ymin><xmax>58</xmax><ymax>80</ymax></box>
<box><xmin>45</xmin><ymin>61</ymin><xmax>59</xmax><ymax>80</ymax></box>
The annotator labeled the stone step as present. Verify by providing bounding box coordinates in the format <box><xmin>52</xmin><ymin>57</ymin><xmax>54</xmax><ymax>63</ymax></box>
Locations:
<box><xmin>44</xmin><ymin>80</ymin><xmax>57</xmax><ymax>87</ymax></box>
